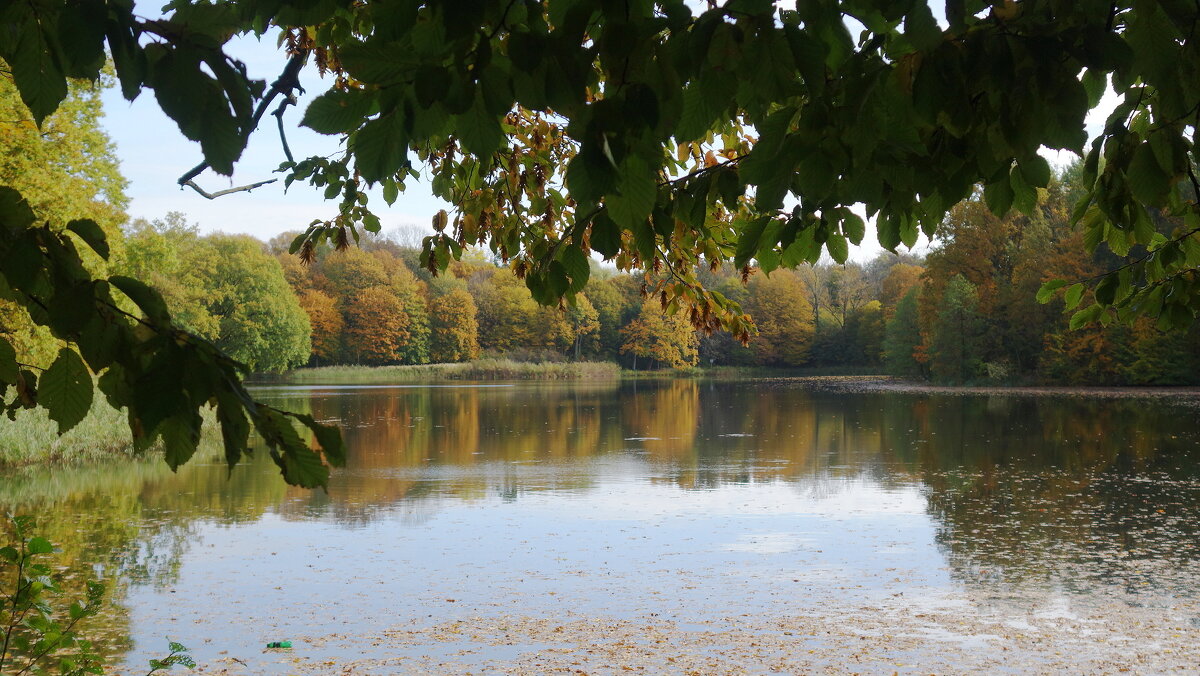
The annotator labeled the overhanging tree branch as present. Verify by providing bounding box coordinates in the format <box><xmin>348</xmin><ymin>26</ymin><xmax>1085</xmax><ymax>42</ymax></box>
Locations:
<box><xmin>177</xmin><ymin>51</ymin><xmax>307</xmax><ymax>196</ymax></box>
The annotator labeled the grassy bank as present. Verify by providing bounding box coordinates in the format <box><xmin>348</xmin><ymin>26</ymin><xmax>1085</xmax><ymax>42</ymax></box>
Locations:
<box><xmin>278</xmin><ymin>359</ymin><xmax>623</xmax><ymax>384</ymax></box>
<box><xmin>0</xmin><ymin>395</ymin><xmax>139</xmax><ymax>468</ymax></box>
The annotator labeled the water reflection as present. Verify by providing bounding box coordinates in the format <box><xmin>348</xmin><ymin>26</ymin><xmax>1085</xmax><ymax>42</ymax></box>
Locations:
<box><xmin>1</xmin><ymin>379</ymin><xmax>1198</xmax><ymax>669</ymax></box>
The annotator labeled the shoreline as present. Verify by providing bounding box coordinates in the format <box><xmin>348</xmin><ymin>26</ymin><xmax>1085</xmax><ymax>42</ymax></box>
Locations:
<box><xmin>753</xmin><ymin>374</ymin><xmax>1200</xmax><ymax>403</ymax></box>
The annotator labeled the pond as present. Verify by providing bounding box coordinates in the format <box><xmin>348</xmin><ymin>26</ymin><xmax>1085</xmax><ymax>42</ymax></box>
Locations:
<box><xmin>3</xmin><ymin>379</ymin><xmax>1199</xmax><ymax>673</ymax></box>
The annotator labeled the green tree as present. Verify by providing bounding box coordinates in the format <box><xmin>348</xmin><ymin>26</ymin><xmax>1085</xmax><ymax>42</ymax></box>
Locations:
<box><xmin>123</xmin><ymin>219</ymin><xmax>311</xmax><ymax>373</ymax></box>
<box><xmin>885</xmin><ymin>288</ymin><xmax>924</xmax><ymax>378</ymax></box>
<box><xmin>0</xmin><ymin>70</ymin><xmax>127</xmax><ymax>367</ymax></box>
<box><xmin>929</xmin><ymin>275</ymin><xmax>985</xmax><ymax>384</ymax></box>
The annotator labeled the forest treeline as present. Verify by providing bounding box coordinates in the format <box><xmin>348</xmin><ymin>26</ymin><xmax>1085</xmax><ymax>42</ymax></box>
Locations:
<box><xmin>3</xmin><ymin>74</ymin><xmax>1197</xmax><ymax>385</ymax></box>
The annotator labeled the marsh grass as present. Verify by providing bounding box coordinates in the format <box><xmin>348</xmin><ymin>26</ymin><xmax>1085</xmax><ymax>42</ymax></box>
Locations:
<box><xmin>277</xmin><ymin>359</ymin><xmax>622</xmax><ymax>384</ymax></box>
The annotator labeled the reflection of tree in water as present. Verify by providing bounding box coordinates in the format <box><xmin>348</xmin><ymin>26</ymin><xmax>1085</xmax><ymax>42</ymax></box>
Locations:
<box><xmin>908</xmin><ymin>395</ymin><xmax>1200</xmax><ymax>598</ymax></box>
<box><xmin>272</xmin><ymin>384</ymin><xmax>620</xmax><ymax>524</ymax></box>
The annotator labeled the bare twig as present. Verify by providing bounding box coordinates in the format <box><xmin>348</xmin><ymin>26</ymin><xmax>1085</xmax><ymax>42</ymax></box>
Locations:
<box><xmin>181</xmin><ymin>178</ymin><xmax>278</xmax><ymax>200</ymax></box>
<box><xmin>272</xmin><ymin>95</ymin><xmax>297</xmax><ymax>164</ymax></box>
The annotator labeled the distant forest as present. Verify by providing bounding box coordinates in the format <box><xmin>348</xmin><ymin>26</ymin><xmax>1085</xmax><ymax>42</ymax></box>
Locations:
<box><xmin>117</xmin><ymin>164</ymin><xmax>1199</xmax><ymax>385</ymax></box>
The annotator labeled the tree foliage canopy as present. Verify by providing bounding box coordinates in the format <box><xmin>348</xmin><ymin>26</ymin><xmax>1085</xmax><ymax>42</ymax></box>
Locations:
<box><xmin>3</xmin><ymin>0</ymin><xmax>1200</xmax><ymax>482</ymax></box>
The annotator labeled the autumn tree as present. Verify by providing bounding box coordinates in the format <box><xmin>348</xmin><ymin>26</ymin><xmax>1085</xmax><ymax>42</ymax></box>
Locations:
<box><xmin>342</xmin><ymin>286</ymin><xmax>410</xmax><ymax>365</ymax></box>
<box><xmin>0</xmin><ymin>71</ymin><xmax>127</xmax><ymax>366</ymax></box>
<box><xmin>428</xmin><ymin>280</ymin><xmax>480</xmax><ymax>363</ymax></box>
<box><xmin>744</xmin><ymin>270</ymin><xmax>813</xmax><ymax>366</ymax></box>
<box><xmin>297</xmin><ymin>289</ymin><xmax>343</xmax><ymax>364</ymax></box>
<box><xmin>470</xmin><ymin>269</ymin><xmax>574</xmax><ymax>354</ymax></box>
<box><xmin>621</xmin><ymin>300</ymin><xmax>698</xmax><ymax>370</ymax></box>
<box><xmin>878</xmin><ymin>263</ymin><xmax>926</xmax><ymax>313</ymax></box>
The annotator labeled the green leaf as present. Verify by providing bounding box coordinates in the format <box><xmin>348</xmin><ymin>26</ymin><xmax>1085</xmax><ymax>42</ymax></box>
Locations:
<box><xmin>1010</xmin><ymin>167</ymin><xmax>1037</xmax><ymax>214</ymax></box>
<box><xmin>415</xmin><ymin>64</ymin><xmax>451</xmax><ymax>107</ymax></box>
<box><xmin>352</xmin><ymin>112</ymin><xmax>409</xmax><ymax>183</ymax></box>
<box><xmin>279</xmin><ymin>445</ymin><xmax>330</xmax><ymax>489</ymax></box>
<box><xmin>842</xmin><ymin>211</ymin><xmax>865</xmax><ymax>246</ymax></box>
<box><xmin>301</xmin><ymin>90</ymin><xmax>373</xmax><ymax>135</ymax></box>
<box><xmin>27</xmin><ymin>537</ymin><xmax>54</xmax><ymax>555</ymax></box>
<box><xmin>903</xmin><ymin>2</ymin><xmax>942</xmax><ymax>51</ymax></box>
<box><xmin>40</xmin><ymin>348</ymin><xmax>92</xmax><ymax>434</ymax></box>
<box><xmin>589</xmin><ymin>211</ymin><xmax>621</xmax><ymax>258</ymax></box>
<box><xmin>983</xmin><ymin>173</ymin><xmax>1014</xmax><ymax>216</ymax></box>
<box><xmin>456</xmin><ymin>92</ymin><xmax>504</xmax><ymax>159</ymax></box>
<box><xmin>826</xmin><ymin>233</ymin><xmax>848</xmax><ymax>264</ymax></box>
<box><xmin>1036</xmin><ymin>279</ymin><xmax>1068</xmax><ymax>304</ymax></box>
<box><xmin>559</xmin><ymin>245</ymin><xmax>590</xmax><ymax>294</ymax></box>
<box><xmin>1</xmin><ymin>4</ymin><xmax>68</xmax><ymax>125</ymax></box>
<box><xmin>215</xmin><ymin>392</ymin><xmax>250</xmax><ymax>469</ymax></box>
<box><xmin>1064</xmin><ymin>282</ymin><xmax>1085</xmax><ymax>310</ymax></box>
<box><xmin>1019</xmin><ymin>155</ymin><xmax>1052</xmax><ymax>189</ymax></box>
<box><xmin>109</xmin><ymin>276</ymin><xmax>172</xmax><ymax>324</ymax></box>
<box><xmin>735</xmin><ymin>216</ymin><xmax>769</xmax><ymax>269</ymax></box>
<box><xmin>65</xmin><ymin>220</ymin><xmax>110</xmax><ymax>260</ymax></box>
<box><xmin>1069</xmin><ymin>304</ymin><xmax>1103</xmax><ymax>330</ymax></box>
<box><xmin>0</xmin><ymin>336</ymin><xmax>18</xmax><ymax>384</ymax></box>
<box><xmin>607</xmin><ymin>157</ymin><xmax>658</xmax><ymax>230</ymax></box>
<box><xmin>1094</xmin><ymin>274</ymin><xmax>1119</xmax><ymax>305</ymax></box>
<box><xmin>1127</xmin><ymin>142</ymin><xmax>1170</xmax><ymax>206</ymax></box>
<box><xmin>158</xmin><ymin>412</ymin><xmax>202</xmax><ymax>470</ymax></box>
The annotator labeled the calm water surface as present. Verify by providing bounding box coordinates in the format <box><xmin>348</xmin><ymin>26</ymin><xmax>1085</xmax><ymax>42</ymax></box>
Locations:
<box><xmin>3</xmin><ymin>379</ymin><xmax>1199</xmax><ymax>672</ymax></box>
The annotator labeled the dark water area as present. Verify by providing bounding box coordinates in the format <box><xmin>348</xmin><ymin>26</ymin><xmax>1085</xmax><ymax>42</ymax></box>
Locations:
<box><xmin>3</xmin><ymin>379</ymin><xmax>1199</xmax><ymax>672</ymax></box>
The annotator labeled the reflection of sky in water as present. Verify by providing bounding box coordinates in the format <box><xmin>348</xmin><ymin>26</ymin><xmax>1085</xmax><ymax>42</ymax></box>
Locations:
<box><xmin>119</xmin><ymin>465</ymin><xmax>949</xmax><ymax>670</ymax></box>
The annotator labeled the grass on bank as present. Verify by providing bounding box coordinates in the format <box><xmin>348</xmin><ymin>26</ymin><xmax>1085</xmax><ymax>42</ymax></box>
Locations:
<box><xmin>278</xmin><ymin>358</ymin><xmax>622</xmax><ymax>384</ymax></box>
<box><xmin>0</xmin><ymin>395</ymin><xmax>139</xmax><ymax>468</ymax></box>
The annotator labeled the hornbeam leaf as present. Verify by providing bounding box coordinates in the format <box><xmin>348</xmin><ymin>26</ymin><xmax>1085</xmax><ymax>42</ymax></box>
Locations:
<box><xmin>2</xmin><ymin>5</ymin><xmax>68</xmax><ymax>125</ymax></box>
<box><xmin>734</xmin><ymin>216</ymin><xmax>769</xmax><ymax>269</ymax></box>
<box><xmin>302</xmin><ymin>90</ymin><xmax>373</xmax><ymax>135</ymax></box>
<box><xmin>1064</xmin><ymin>282</ymin><xmax>1085</xmax><ymax>310</ymax></box>
<box><xmin>842</xmin><ymin>211</ymin><xmax>866</xmax><ymax>246</ymax></box>
<box><xmin>0</xmin><ymin>336</ymin><xmax>17</xmax><ymax>384</ymax></box>
<box><xmin>589</xmin><ymin>211</ymin><xmax>621</xmax><ymax>258</ymax></box>
<box><xmin>826</xmin><ymin>233</ymin><xmax>849</xmax><ymax>264</ymax></box>
<box><xmin>158</xmin><ymin>412</ymin><xmax>202</xmax><ymax>470</ymax></box>
<box><xmin>109</xmin><ymin>276</ymin><xmax>172</xmax><ymax>324</ymax></box>
<box><xmin>1019</xmin><ymin>155</ymin><xmax>1052</xmax><ymax>188</ymax></box>
<box><xmin>66</xmin><ymin>219</ymin><xmax>110</xmax><ymax>260</ymax></box>
<box><xmin>1036</xmin><ymin>279</ymin><xmax>1068</xmax><ymax>304</ymax></box>
<box><xmin>903</xmin><ymin>2</ymin><xmax>942</xmax><ymax>51</ymax></box>
<box><xmin>560</xmin><ymin>245</ymin><xmax>591</xmax><ymax>294</ymax></box>
<box><xmin>1127</xmin><ymin>143</ymin><xmax>1170</xmax><ymax>206</ymax></box>
<box><xmin>352</xmin><ymin>112</ymin><xmax>409</xmax><ymax>183</ymax></box>
<box><xmin>607</xmin><ymin>157</ymin><xmax>658</xmax><ymax>230</ymax></box>
<box><xmin>456</xmin><ymin>93</ymin><xmax>504</xmax><ymax>159</ymax></box>
<box><xmin>40</xmin><ymin>348</ymin><xmax>92</xmax><ymax>434</ymax></box>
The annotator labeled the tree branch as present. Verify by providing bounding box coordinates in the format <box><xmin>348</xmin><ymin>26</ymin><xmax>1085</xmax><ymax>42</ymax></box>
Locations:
<box><xmin>181</xmin><ymin>178</ymin><xmax>278</xmax><ymax>200</ymax></box>
<box><xmin>177</xmin><ymin>52</ymin><xmax>307</xmax><ymax>190</ymax></box>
